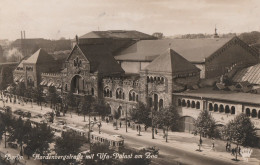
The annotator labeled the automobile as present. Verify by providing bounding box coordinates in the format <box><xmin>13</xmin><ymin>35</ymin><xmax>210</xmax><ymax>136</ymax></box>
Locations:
<box><xmin>142</xmin><ymin>146</ymin><xmax>159</xmax><ymax>155</ymax></box>
<box><xmin>13</xmin><ymin>109</ymin><xmax>24</xmax><ymax>116</ymax></box>
<box><xmin>23</xmin><ymin>112</ymin><xmax>31</xmax><ymax>118</ymax></box>
<box><xmin>32</xmin><ymin>114</ymin><xmax>43</xmax><ymax>118</ymax></box>
<box><xmin>8</xmin><ymin>142</ymin><xmax>18</xmax><ymax>149</ymax></box>
<box><xmin>57</xmin><ymin>120</ymin><xmax>66</xmax><ymax>125</ymax></box>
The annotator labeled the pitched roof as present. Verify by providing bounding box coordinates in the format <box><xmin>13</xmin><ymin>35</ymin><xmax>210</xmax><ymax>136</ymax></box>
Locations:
<box><xmin>144</xmin><ymin>49</ymin><xmax>200</xmax><ymax>74</ymax></box>
<box><xmin>23</xmin><ymin>48</ymin><xmax>55</xmax><ymax>64</ymax></box>
<box><xmin>80</xmin><ymin>30</ymin><xmax>156</xmax><ymax>40</ymax></box>
<box><xmin>76</xmin><ymin>44</ymin><xmax>124</xmax><ymax>74</ymax></box>
<box><xmin>233</xmin><ymin>63</ymin><xmax>260</xmax><ymax>84</ymax></box>
<box><xmin>115</xmin><ymin>37</ymin><xmax>233</xmax><ymax>63</ymax></box>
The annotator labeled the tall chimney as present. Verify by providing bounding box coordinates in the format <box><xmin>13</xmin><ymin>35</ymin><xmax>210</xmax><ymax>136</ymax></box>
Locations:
<box><xmin>21</xmin><ymin>31</ymin><xmax>23</xmax><ymax>39</ymax></box>
<box><xmin>23</xmin><ymin>31</ymin><xmax>26</xmax><ymax>39</ymax></box>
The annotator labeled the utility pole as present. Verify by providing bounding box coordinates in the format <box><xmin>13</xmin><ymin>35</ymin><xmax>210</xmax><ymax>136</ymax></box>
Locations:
<box><xmin>125</xmin><ymin>105</ymin><xmax>128</xmax><ymax>133</ymax></box>
<box><xmin>152</xmin><ymin>107</ymin><xmax>154</xmax><ymax>139</ymax></box>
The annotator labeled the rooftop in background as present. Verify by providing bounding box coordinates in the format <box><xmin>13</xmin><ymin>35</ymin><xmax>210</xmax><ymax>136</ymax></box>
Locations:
<box><xmin>23</xmin><ymin>48</ymin><xmax>55</xmax><ymax>64</ymax></box>
<box><xmin>173</xmin><ymin>87</ymin><xmax>260</xmax><ymax>105</ymax></box>
<box><xmin>73</xmin><ymin>44</ymin><xmax>124</xmax><ymax>74</ymax></box>
<box><xmin>144</xmin><ymin>48</ymin><xmax>200</xmax><ymax>74</ymax></box>
<box><xmin>233</xmin><ymin>63</ymin><xmax>260</xmax><ymax>85</ymax></box>
<box><xmin>115</xmin><ymin>37</ymin><xmax>233</xmax><ymax>63</ymax></box>
<box><xmin>79</xmin><ymin>30</ymin><xmax>156</xmax><ymax>40</ymax></box>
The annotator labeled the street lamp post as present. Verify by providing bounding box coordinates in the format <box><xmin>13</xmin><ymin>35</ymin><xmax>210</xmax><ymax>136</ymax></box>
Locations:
<box><xmin>125</xmin><ymin>105</ymin><xmax>128</xmax><ymax>133</ymax></box>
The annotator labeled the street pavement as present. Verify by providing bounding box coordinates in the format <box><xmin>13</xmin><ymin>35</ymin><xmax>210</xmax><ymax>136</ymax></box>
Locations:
<box><xmin>1</xmin><ymin>96</ymin><xmax>260</xmax><ymax>165</ymax></box>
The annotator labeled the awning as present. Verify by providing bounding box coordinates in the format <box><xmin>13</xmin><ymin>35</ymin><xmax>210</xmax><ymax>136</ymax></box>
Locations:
<box><xmin>47</xmin><ymin>82</ymin><xmax>53</xmax><ymax>87</ymax></box>
<box><xmin>19</xmin><ymin>78</ymin><xmax>24</xmax><ymax>82</ymax></box>
<box><xmin>43</xmin><ymin>81</ymin><xmax>48</xmax><ymax>86</ymax></box>
<box><xmin>40</xmin><ymin>80</ymin><xmax>46</xmax><ymax>85</ymax></box>
<box><xmin>14</xmin><ymin>77</ymin><xmax>19</xmax><ymax>81</ymax></box>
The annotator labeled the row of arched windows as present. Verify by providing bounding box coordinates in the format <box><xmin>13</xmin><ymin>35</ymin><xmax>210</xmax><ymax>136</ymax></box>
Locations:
<box><xmin>245</xmin><ymin>108</ymin><xmax>260</xmax><ymax>119</ymax></box>
<box><xmin>147</xmin><ymin>76</ymin><xmax>164</xmax><ymax>84</ymax></box>
<box><xmin>208</xmin><ymin>103</ymin><xmax>235</xmax><ymax>114</ymax></box>
<box><xmin>73</xmin><ymin>57</ymin><xmax>82</xmax><ymax>67</ymax></box>
<box><xmin>178</xmin><ymin>99</ymin><xmax>200</xmax><ymax>109</ymax></box>
<box><xmin>103</xmin><ymin>88</ymin><xmax>138</xmax><ymax>102</ymax></box>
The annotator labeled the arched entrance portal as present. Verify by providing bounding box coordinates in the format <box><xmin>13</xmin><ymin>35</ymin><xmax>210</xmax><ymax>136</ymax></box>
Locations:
<box><xmin>71</xmin><ymin>75</ymin><xmax>84</xmax><ymax>94</ymax></box>
<box><xmin>117</xmin><ymin>106</ymin><xmax>122</xmax><ymax>116</ymax></box>
<box><xmin>180</xmin><ymin>116</ymin><xmax>195</xmax><ymax>133</ymax></box>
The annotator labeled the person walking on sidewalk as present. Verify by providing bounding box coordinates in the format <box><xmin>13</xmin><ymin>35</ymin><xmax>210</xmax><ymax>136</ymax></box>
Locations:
<box><xmin>120</xmin><ymin>121</ymin><xmax>122</xmax><ymax>128</ymax></box>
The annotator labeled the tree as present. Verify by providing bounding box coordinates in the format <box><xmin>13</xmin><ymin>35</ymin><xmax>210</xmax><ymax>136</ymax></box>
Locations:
<box><xmin>55</xmin><ymin>130</ymin><xmax>86</xmax><ymax>164</ymax></box>
<box><xmin>35</xmin><ymin>87</ymin><xmax>44</xmax><ymax>110</ymax></box>
<box><xmin>81</xmin><ymin>95</ymin><xmax>95</xmax><ymax>122</ymax></box>
<box><xmin>10</xmin><ymin>117</ymin><xmax>32</xmax><ymax>156</ymax></box>
<box><xmin>94</xmin><ymin>99</ymin><xmax>110</xmax><ymax>120</ymax></box>
<box><xmin>130</xmin><ymin>102</ymin><xmax>151</xmax><ymax>127</ymax></box>
<box><xmin>66</xmin><ymin>91</ymin><xmax>76</xmax><ymax>117</ymax></box>
<box><xmin>222</xmin><ymin>113</ymin><xmax>258</xmax><ymax>161</ymax></box>
<box><xmin>1</xmin><ymin>106</ymin><xmax>13</xmax><ymax>148</ymax></box>
<box><xmin>47</xmin><ymin>86</ymin><xmax>58</xmax><ymax>109</ymax></box>
<box><xmin>114</xmin><ymin>111</ymin><xmax>121</xmax><ymax>130</ymax></box>
<box><xmin>25</xmin><ymin>123</ymin><xmax>54</xmax><ymax>162</ymax></box>
<box><xmin>194</xmin><ymin>109</ymin><xmax>216</xmax><ymax>151</ymax></box>
<box><xmin>16</xmin><ymin>82</ymin><xmax>26</xmax><ymax>97</ymax></box>
<box><xmin>154</xmin><ymin>105</ymin><xmax>180</xmax><ymax>142</ymax></box>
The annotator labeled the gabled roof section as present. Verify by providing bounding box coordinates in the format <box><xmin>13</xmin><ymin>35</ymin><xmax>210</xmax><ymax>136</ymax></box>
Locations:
<box><xmin>73</xmin><ymin>44</ymin><xmax>124</xmax><ymax>74</ymax></box>
<box><xmin>23</xmin><ymin>48</ymin><xmax>55</xmax><ymax>64</ymax></box>
<box><xmin>233</xmin><ymin>63</ymin><xmax>260</xmax><ymax>85</ymax></box>
<box><xmin>80</xmin><ymin>30</ymin><xmax>156</xmax><ymax>40</ymax></box>
<box><xmin>115</xmin><ymin>37</ymin><xmax>233</xmax><ymax>63</ymax></box>
<box><xmin>144</xmin><ymin>48</ymin><xmax>200</xmax><ymax>74</ymax></box>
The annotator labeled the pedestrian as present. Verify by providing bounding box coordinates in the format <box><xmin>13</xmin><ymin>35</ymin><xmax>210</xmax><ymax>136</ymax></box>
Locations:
<box><xmin>139</xmin><ymin>125</ymin><xmax>141</xmax><ymax>132</ymax></box>
<box><xmin>128</xmin><ymin>122</ymin><xmax>130</xmax><ymax>127</ymax></box>
<box><xmin>226</xmin><ymin>142</ymin><xmax>228</xmax><ymax>151</ymax></box>
<box><xmin>200</xmin><ymin>139</ymin><xmax>203</xmax><ymax>146</ymax></box>
<box><xmin>120</xmin><ymin>121</ymin><xmax>122</xmax><ymax>128</ymax></box>
<box><xmin>238</xmin><ymin>147</ymin><xmax>241</xmax><ymax>155</ymax></box>
<box><xmin>144</xmin><ymin>125</ymin><xmax>147</xmax><ymax>131</ymax></box>
<box><xmin>136</xmin><ymin>125</ymin><xmax>138</xmax><ymax>132</ymax></box>
<box><xmin>106</xmin><ymin>118</ymin><xmax>109</xmax><ymax>124</ymax></box>
<box><xmin>155</xmin><ymin>129</ymin><xmax>158</xmax><ymax>134</ymax></box>
<box><xmin>231</xmin><ymin>148</ymin><xmax>235</xmax><ymax>155</ymax></box>
<box><xmin>229</xmin><ymin>143</ymin><xmax>232</xmax><ymax>152</ymax></box>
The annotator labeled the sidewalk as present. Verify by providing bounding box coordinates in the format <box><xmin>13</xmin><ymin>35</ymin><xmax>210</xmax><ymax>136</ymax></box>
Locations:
<box><xmin>2</xmin><ymin>96</ymin><xmax>260</xmax><ymax>165</ymax></box>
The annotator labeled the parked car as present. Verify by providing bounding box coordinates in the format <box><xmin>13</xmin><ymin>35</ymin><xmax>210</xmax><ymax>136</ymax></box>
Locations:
<box><xmin>8</xmin><ymin>142</ymin><xmax>18</xmax><ymax>149</ymax></box>
<box><xmin>14</xmin><ymin>109</ymin><xmax>24</xmax><ymax>116</ymax></box>
<box><xmin>23</xmin><ymin>112</ymin><xmax>31</xmax><ymax>118</ymax></box>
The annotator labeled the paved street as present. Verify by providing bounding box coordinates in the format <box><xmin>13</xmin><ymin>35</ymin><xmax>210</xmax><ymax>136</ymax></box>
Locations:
<box><xmin>1</xmin><ymin>97</ymin><xmax>260</xmax><ymax>165</ymax></box>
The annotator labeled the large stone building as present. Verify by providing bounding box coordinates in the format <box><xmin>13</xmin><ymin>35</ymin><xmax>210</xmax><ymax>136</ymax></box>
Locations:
<box><xmin>12</xmin><ymin>30</ymin><xmax>260</xmax><ymax>134</ymax></box>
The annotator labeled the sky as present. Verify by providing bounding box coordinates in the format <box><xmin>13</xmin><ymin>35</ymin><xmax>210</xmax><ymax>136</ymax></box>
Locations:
<box><xmin>0</xmin><ymin>0</ymin><xmax>260</xmax><ymax>40</ymax></box>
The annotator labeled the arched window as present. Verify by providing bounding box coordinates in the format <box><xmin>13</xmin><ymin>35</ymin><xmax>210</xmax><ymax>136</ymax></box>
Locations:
<box><xmin>150</xmin><ymin>77</ymin><xmax>154</xmax><ymax>83</ymax></box>
<box><xmin>258</xmin><ymin>110</ymin><xmax>260</xmax><ymax>119</ymax></box>
<box><xmin>123</xmin><ymin>93</ymin><xmax>125</xmax><ymax>100</ymax></box>
<box><xmin>133</xmin><ymin>92</ymin><xmax>136</xmax><ymax>101</ymax></box>
<box><xmin>161</xmin><ymin>77</ymin><xmax>164</xmax><ymax>84</ymax></box>
<box><xmin>148</xmin><ymin>97</ymin><xmax>152</xmax><ymax>107</ymax></box>
<box><xmin>136</xmin><ymin>95</ymin><xmax>138</xmax><ymax>102</ymax></box>
<box><xmin>178</xmin><ymin>99</ymin><xmax>181</xmax><ymax>106</ymax></box>
<box><xmin>196</xmin><ymin>101</ymin><xmax>200</xmax><ymax>109</ymax></box>
<box><xmin>103</xmin><ymin>90</ymin><xmax>106</xmax><ymax>97</ymax></box>
<box><xmin>119</xmin><ymin>90</ymin><xmax>122</xmax><ymax>99</ymax></box>
<box><xmin>91</xmin><ymin>88</ymin><xmax>94</xmax><ymax>96</ymax></box>
<box><xmin>219</xmin><ymin>105</ymin><xmax>224</xmax><ymax>113</ymax></box>
<box><xmin>147</xmin><ymin>76</ymin><xmax>150</xmax><ymax>83</ymax></box>
<box><xmin>214</xmin><ymin>104</ymin><xmax>218</xmax><ymax>112</ymax></box>
<box><xmin>252</xmin><ymin>109</ymin><xmax>257</xmax><ymax>118</ymax></box>
<box><xmin>191</xmin><ymin>101</ymin><xmax>195</xmax><ymax>108</ymax></box>
<box><xmin>187</xmin><ymin>100</ymin><xmax>191</xmax><ymax>107</ymax></box>
<box><xmin>65</xmin><ymin>84</ymin><xmax>68</xmax><ymax>91</ymax></box>
<box><xmin>182</xmin><ymin>100</ymin><xmax>186</xmax><ymax>107</ymax></box>
<box><xmin>129</xmin><ymin>93</ymin><xmax>132</xmax><ymax>101</ymax></box>
<box><xmin>246</xmin><ymin>108</ymin><xmax>250</xmax><ymax>117</ymax></box>
<box><xmin>159</xmin><ymin>99</ymin><xmax>163</xmax><ymax>109</ymax></box>
<box><xmin>116</xmin><ymin>91</ymin><xmax>119</xmax><ymax>99</ymax></box>
<box><xmin>225</xmin><ymin>105</ymin><xmax>230</xmax><ymax>113</ymax></box>
<box><xmin>231</xmin><ymin>106</ymin><xmax>235</xmax><ymax>114</ymax></box>
<box><xmin>109</xmin><ymin>91</ymin><xmax>112</xmax><ymax>97</ymax></box>
<box><xmin>209</xmin><ymin>103</ymin><xmax>213</xmax><ymax>111</ymax></box>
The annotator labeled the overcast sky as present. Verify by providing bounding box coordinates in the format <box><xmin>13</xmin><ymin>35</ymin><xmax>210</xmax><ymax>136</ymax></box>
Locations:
<box><xmin>0</xmin><ymin>0</ymin><xmax>260</xmax><ymax>40</ymax></box>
